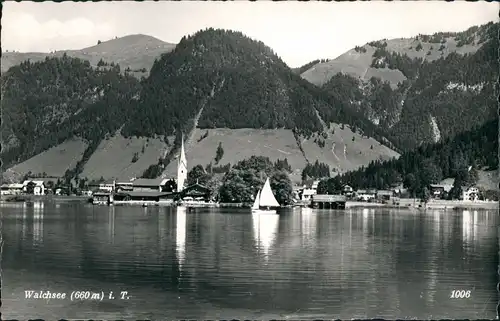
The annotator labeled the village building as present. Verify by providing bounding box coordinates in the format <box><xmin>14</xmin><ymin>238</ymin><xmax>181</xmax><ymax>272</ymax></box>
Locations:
<box><xmin>22</xmin><ymin>180</ymin><xmax>46</xmax><ymax>195</ymax></box>
<box><xmin>88</xmin><ymin>180</ymin><xmax>116</xmax><ymax>193</ymax></box>
<box><xmin>177</xmin><ymin>135</ymin><xmax>188</xmax><ymax>192</ymax></box>
<box><xmin>356</xmin><ymin>189</ymin><xmax>376</xmax><ymax>201</ymax></box>
<box><xmin>429</xmin><ymin>183</ymin><xmax>453</xmax><ymax>199</ymax></box>
<box><xmin>114</xmin><ymin>191</ymin><xmax>174</xmax><ymax>203</ymax></box>
<box><xmin>311</xmin><ymin>194</ymin><xmax>346</xmax><ymax>209</ymax></box>
<box><xmin>131</xmin><ymin>178</ymin><xmax>167</xmax><ymax>192</ymax></box>
<box><xmin>1</xmin><ymin>183</ymin><xmax>24</xmax><ymax>195</ymax></box>
<box><xmin>462</xmin><ymin>187</ymin><xmax>479</xmax><ymax>201</ymax></box>
<box><xmin>115</xmin><ymin>181</ymin><xmax>133</xmax><ymax>192</ymax></box>
<box><xmin>300</xmin><ymin>180</ymin><xmax>320</xmax><ymax>201</ymax></box>
<box><xmin>376</xmin><ymin>190</ymin><xmax>394</xmax><ymax>201</ymax></box>
<box><xmin>342</xmin><ymin>185</ymin><xmax>354</xmax><ymax>197</ymax></box>
<box><xmin>178</xmin><ymin>183</ymin><xmax>212</xmax><ymax>202</ymax></box>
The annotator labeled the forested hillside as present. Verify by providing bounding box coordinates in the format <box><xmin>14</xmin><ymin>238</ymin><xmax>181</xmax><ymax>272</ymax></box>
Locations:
<box><xmin>122</xmin><ymin>28</ymin><xmax>389</xmax><ymax>144</ymax></box>
<box><xmin>2</xmin><ymin>28</ymin><xmax>399</xmax><ymax>182</ymax></box>
<box><xmin>1</xmin><ymin>34</ymin><xmax>176</xmax><ymax>79</ymax></box>
<box><xmin>1</xmin><ymin>55</ymin><xmax>141</xmax><ymax>175</ymax></box>
<box><xmin>310</xmin><ymin>21</ymin><xmax>498</xmax><ymax>151</ymax></box>
<box><xmin>318</xmin><ymin>118</ymin><xmax>498</xmax><ymax>197</ymax></box>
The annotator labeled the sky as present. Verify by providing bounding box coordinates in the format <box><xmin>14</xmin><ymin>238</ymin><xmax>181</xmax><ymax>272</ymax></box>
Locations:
<box><xmin>2</xmin><ymin>1</ymin><xmax>498</xmax><ymax>67</ymax></box>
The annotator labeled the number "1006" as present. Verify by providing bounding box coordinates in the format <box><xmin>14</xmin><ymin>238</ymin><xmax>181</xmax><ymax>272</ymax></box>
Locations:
<box><xmin>450</xmin><ymin>290</ymin><xmax>471</xmax><ymax>299</ymax></box>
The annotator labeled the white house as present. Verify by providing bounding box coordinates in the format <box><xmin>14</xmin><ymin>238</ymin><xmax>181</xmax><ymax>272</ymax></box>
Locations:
<box><xmin>356</xmin><ymin>189</ymin><xmax>376</xmax><ymax>201</ymax></box>
<box><xmin>462</xmin><ymin>187</ymin><xmax>479</xmax><ymax>201</ymax></box>
<box><xmin>22</xmin><ymin>180</ymin><xmax>46</xmax><ymax>195</ymax></box>
<box><xmin>301</xmin><ymin>188</ymin><xmax>317</xmax><ymax>201</ymax></box>
<box><xmin>342</xmin><ymin>185</ymin><xmax>354</xmax><ymax>197</ymax></box>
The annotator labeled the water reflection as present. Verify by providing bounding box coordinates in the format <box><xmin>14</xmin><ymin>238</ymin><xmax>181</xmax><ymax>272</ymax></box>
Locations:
<box><xmin>22</xmin><ymin>203</ymin><xmax>27</xmax><ymax>240</ymax></box>
<box><xmin>301</xmin><ymin>208</ymin><xmax>317</xmax><ymax>245</ymax></box>
<box><xmin>252</xmin><ymin>213</ymin><xmax>279</xmax><ymax>260</ymax></box>
<box><xmin>108</xmin><ymin>206</ymin><xmax>115</xmax><ymax>243</ymax></box>
<box><xmin>33</xmin><ymin>202</ymin><xmax>44</xmax><ymax>244</ymax></box>
<box><xmin>176</xmin><ymin>206</ymin><xmax>187</xmax><ymax>271</ymax></box>
<box><xmin>2</xmin><ymin>205</ymin><xmax>497</xmax><ymax>320</ymax></box>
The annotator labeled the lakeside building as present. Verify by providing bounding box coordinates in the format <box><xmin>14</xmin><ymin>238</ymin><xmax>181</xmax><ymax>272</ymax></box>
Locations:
<box><xmin>1</xmin><ymin>183</ymin><xmax>24</xmax><ymax>195</ymax></box>
<box><xmin>22</xmin><ymin>180</ymin><xmax>46</xmax><ymax>195</ymax></box>
<box><xmin>342</xmin><ymin>185</ymin><xmax>354</xmax><ymax>197</ymax></box>
<box><xmin>299</xmin><ymin>180</ymin><xmax>320</xmax><ymax>202</ymax></box>
<box><xmin>429</xmin><ymin>184</ymin><xmax>453</xmax><ymax>199</ymax></box>
<box><xmin>131</xmin><ymin>178</ymin><xmax>167</xmax><ymax>192</ymax></box>
<box><xmin>356</xmin><ymin>189</ymin><xmax>376</xmax><ymax>201</ymax></box>
<box><xmin>462</xmin><ymin>187</ymin><xmax>479</xmax><ymax>201</ymax></box>
<box><xmin>311</xmin><ymin>194</ymin><xmax>346</xmax><ymax>209</ymax></box>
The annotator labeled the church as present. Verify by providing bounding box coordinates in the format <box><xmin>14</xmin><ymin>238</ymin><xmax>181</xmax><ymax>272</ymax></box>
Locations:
<box><xmin>174</xmin><ymin>135</ymin><xmax>211</xmax><ymax>202</ymax></box>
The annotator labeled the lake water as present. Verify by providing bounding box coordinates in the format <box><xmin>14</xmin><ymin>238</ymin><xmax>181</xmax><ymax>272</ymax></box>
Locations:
<box><xmin>2</xmin><ymin>202</ymin><xmax>498</xmax><ymax>319</ymax></box>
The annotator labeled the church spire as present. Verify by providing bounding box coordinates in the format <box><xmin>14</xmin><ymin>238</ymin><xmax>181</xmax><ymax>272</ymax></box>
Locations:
<box><xmin>177</xmin><ymin>132</ymin><xmax>187</xmax><ymax>192</ymax></box>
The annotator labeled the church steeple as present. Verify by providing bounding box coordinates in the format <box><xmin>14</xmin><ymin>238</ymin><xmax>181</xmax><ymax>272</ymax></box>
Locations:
<box><xmin>177</xmin><ymin>133</ymin><xmax>187</xmax><ymax>192</ymax></box>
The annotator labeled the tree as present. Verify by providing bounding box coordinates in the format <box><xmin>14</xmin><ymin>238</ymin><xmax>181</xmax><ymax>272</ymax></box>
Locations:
<box><xmin>26</xmin><ymin>181</ymin><xmax>36</xmax><ymax>194</ymax></box>
<box><xmin>422</xmin><ymin>186</ymin><xmax>431</xmax><ymax>204</ymax></box>
<box><xmin>270</xmin><ymin>170</ymin><xmax>293</xmax><ymax>205</ymax></box>
<box><xmin>187</xmin><ymin>164</ymin><xmax>209</xmax><ymax>186</ymax></box>
<box><xmin>215</xmin><ymin>142</ymin><xmax>224</xmax><ymax>164</ymax></box>
<box><xmin>161</xmin><ymin>179</ymin><xmax>177</xmax><ymax>193</ymax></box>
<box><xmin>219</xmin><ymin>170</ymin><xmax>254</xmax><ymax>203</ymax></box>
<box><xmin>97</xmin><ymin>40</ymin><xmax>102</xmax><ymax>45</ymax></box>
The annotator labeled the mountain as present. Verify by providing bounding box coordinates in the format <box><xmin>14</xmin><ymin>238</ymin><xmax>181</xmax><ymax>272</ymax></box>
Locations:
<box><xmin>1</xmin><ymin>28</ymin><xmax>398</xmax><ymax>183</ymax></box>
<box><xmin>1</xmin><ymin>55</ymin><xmax>141</xmax><ymax>180</ymax></box>
<box><xmin>302</xmin><ymin>21</ymin><xmax>498</xmax><ymax>151</ymax></box>
<box><xmin>1</xmin><ymin>34</ymin><xmax>176</xmax><ymax>78</ymax></box>
<box><xmin>318</xmin><ymin>118</ymin><xmax>498</xmax><ymax>197</ymax></box>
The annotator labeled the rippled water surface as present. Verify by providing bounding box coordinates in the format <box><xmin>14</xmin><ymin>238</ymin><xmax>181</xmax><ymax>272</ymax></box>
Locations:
<box><xmin>2</xmin><ymin>202</ymin><xmax>498</xmax><ymax>319</ymax></box>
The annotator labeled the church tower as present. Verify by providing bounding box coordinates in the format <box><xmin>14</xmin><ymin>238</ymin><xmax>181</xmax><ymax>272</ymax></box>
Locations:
<box><xmin>177</xmin><ymin>134</ymin><xmax>187</xmax><ymax>192</ymax></box>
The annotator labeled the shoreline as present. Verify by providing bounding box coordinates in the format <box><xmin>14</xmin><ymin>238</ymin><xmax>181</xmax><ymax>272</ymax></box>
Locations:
<box><xmin>2</xmin><ymin>195</ymin><xmax>498</xmax><ymax>211</ymax></box>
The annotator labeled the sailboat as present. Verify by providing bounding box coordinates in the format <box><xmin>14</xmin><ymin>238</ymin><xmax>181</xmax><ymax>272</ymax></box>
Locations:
<box><xmin>252</xmin><ymin>177</ymin><xmax>280</xmax><ymax>214</ymax></box>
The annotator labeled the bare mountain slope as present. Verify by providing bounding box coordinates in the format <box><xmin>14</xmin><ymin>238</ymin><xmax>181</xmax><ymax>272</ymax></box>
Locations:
<box><xmin>301</xmin><ymin>24</ymin><xmax>490</xmax><ymax>87</ymax></box>
<box><xmin>1</xmin><ymin>34</ymin><xmax>176</xmax><ymax>78</ymax></box>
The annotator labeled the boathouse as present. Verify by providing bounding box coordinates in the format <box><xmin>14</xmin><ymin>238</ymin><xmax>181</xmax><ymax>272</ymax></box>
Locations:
<box><xmin>92</xmin><ymin>192</ymin><xmax>113</xmax><ymax>205</ymax></box>
<box><xmin>114</xmin><ymin>191</ymin><xmax>175</xmax><ymax>202</ymax></box>
<box><xmin>311</xmin><ymin>194</ymin><xmax>346</xmax><ymax>209</ymax></box>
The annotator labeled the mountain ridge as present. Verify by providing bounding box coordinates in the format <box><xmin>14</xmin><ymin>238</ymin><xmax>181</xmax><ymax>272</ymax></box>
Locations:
<box><xmin>1</xmin><ymin>34</ymin><xmax>176</xmax><ymax>78</ymax></box>
<box><xmin>1</xmin><ymin>28</ymin><xmax>399</xmax><ymax>183</ymax></box>
<box><xmin>305</xmin><ymin>21</ymin><xmax>498</xmax><ymax>151</ymax></box>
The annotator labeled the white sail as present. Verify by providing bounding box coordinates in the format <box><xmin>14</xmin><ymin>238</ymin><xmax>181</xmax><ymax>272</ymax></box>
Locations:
<box><xmin>252</xmin><ymin>190</ymin><xmax>261</xmax><ymax>210</ymax></box>
<box><xmin>259</xmin><ymin>178</ymin><xmax>280</xmax><ymax>208</ymax></box>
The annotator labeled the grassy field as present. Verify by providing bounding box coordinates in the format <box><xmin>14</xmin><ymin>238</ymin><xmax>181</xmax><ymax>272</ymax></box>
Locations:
<box><xmin>301</xmin><ymin>34</ymin><xmax>484</xmax><ymax>87</ymax></box>
<box><xmin>1</xmin><ymin>34</ymin><xmax>176</xmax><ymax>78</ymax></box>
<box><xmin>162</xmin><ymin>128</ymin><xmax>308</xmax><ymax>182</ymax></box>
<box><xmin>81</xmin><ymin>133</ymin><xmax>170</xmax><ymax>181</ymax></box>
<box><xmin>162</xmin><ymin>126</ymin><xmax>399</xmax><ymax>183</ymax></box>
<box><xmin>5</xmin><ymin>138</ymin><xmax>88</xmax><ymax>178</ymax></box>
<box><xmin>299</xmin><ymin>123</ymin><xmax>400</xmax><ymax>175</ymax></box>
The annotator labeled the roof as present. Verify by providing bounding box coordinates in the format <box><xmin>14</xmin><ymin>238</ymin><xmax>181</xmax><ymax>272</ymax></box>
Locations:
<box><xmin>26</xmin><ymin>177</ymin><xmax>59</xmax><ymax>184</ymax></box>
<box><xmin>377</xmin><ymin>190</ymin><xmax>393</xmax><ymax>195</ymax></box>
<box><xmin>132</xmin><ymin>178</ymin><xmax>164</xmax><ymax>187</ymax></box>
<box><xmin>1</xmin><ymin>183</ymin><xmax>24</xmax><ymax>189</ymax></box>
<box><xmin>117</xmin><ymin>191</ymin><xmax>173</xmax><ymax>198</ymax></box>
<box><xmin>23</xmin><ymin>180</ymin><xmax>45</xmax><ymax>186</ymax></box>
<box><xmin>357</xmin><ymin>189</ymin><xmax>376</xmax><ymax>194</ymax></box>
<box><xmin>303</xmin><ymin>189</ymin><xmax>316</xmax><ymax>196</ymax></box>
<box><xmin>430</xmin><ymin>184</ymin><xmax>453</xmax><ymax>192</ymax></box>
<box><xmin>93</xmin><ymin>192</ymin><xmax>111</xmax><ymax>196</ymax></box>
